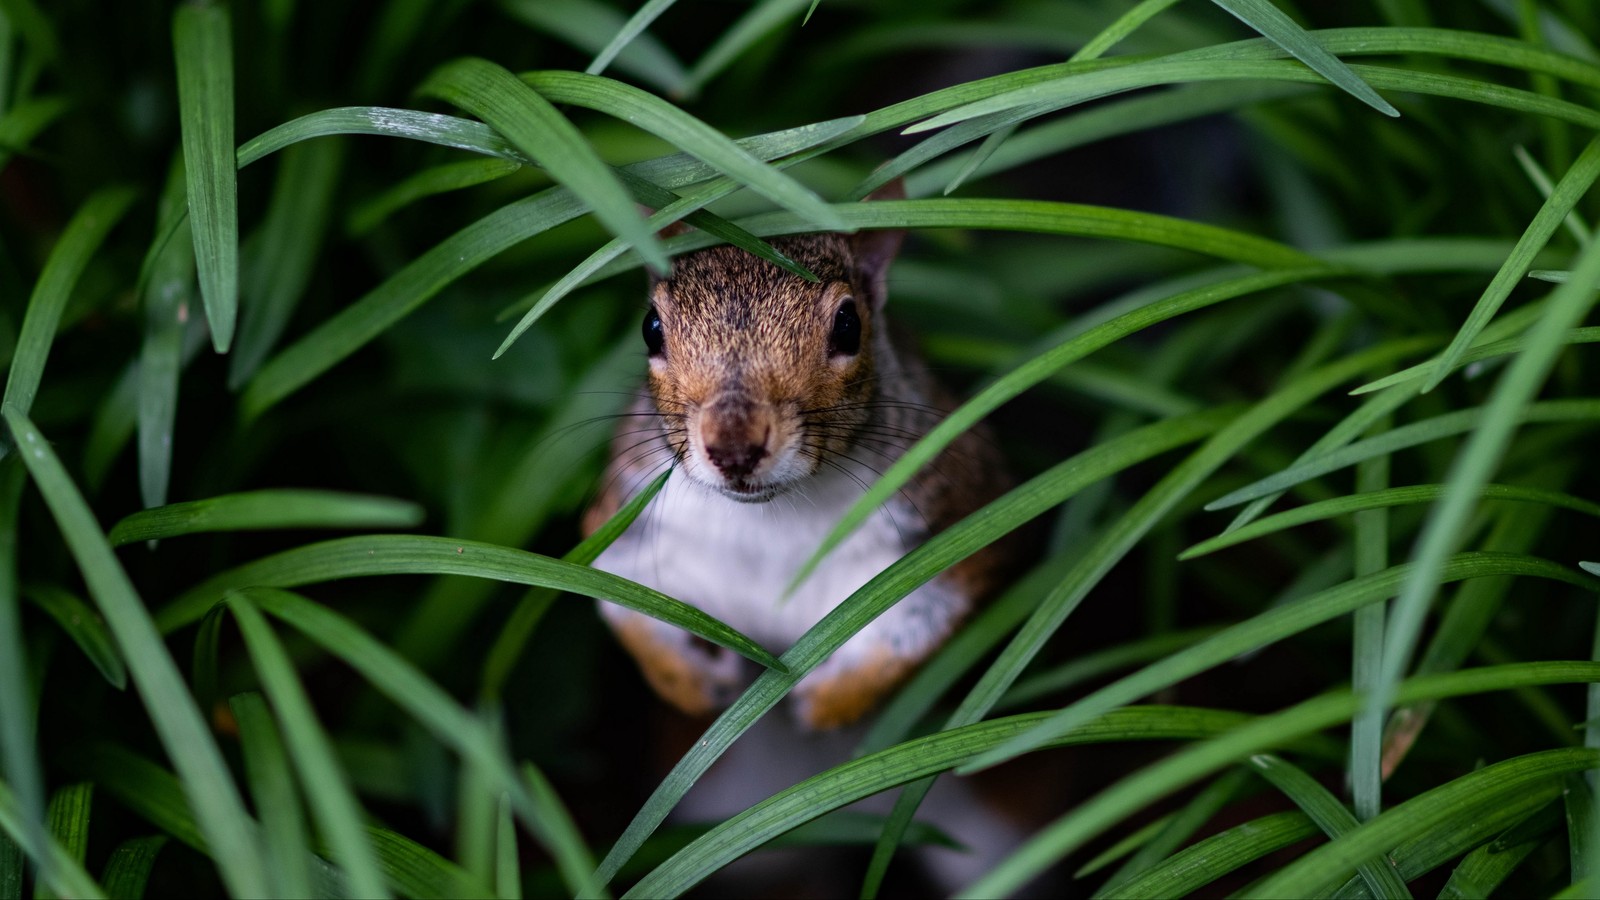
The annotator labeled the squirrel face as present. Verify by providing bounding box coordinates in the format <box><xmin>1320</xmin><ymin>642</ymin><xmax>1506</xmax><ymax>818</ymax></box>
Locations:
<box><xmin>642</xmin><ymin>229</ymin><xmax>902</xmax><ymax>502</ymax></box>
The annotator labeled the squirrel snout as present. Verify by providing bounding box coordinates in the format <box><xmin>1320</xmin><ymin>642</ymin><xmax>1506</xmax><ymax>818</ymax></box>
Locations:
<box><xmin>697</xmin><ymin>396</ymin><xmax>776</xmax><ymax>483</ymax></box>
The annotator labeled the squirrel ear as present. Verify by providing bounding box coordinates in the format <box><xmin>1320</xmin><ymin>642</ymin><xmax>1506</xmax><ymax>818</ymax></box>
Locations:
<box><xmin>851</xmin><ymin>178</ymin><xmax>905</xmax><ymax>303</ymax></box>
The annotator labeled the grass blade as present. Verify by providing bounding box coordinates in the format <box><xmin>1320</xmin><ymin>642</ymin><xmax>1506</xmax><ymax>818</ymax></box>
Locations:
<box><xmin>586</xmin><ymin>0</ymin><xmax>678</xmax><ymax>78</ymax></box>
<box><xmin>228</xmin><ymin>596</ymin><xmax>388</xmax><ymax>898</ymax></box>
<box><xmin>99</xmin><ymin>835</ymin><xmax>166</xmax><ymax>900</ymax></box>
<box><xmin>417</xmin><ymin>57</ymin><xmax>666</xmax><ymax>272</ymax></box>
<box><xmin>2</xmin><ymin>409</ymin><xmax>268</xmax><ymax>898</ymax></box>
<box><xmin>108</xmin><ymin>489</ymin><xmax>425</xmax><ymax>546</ymax></box>
<box><xmin>1248</xmin><ymin>754</ymin><xmax>1411</xmax><ymax>898</ymax></box>
<box><xmin>172</xmin><ymin>2</ymin><xmax>237</xmax><ymax>351</ymax></box>
<box><xmin>228</xmin><ymin>693</ymin><xmax>312</xmax><ymax>900</ymax></box>
<box><xmin>1101</xmin><ymin>811</ymin><xmax>1318</xmax><ymax>898</ymax></box>
<box><xmin>1</xmin><ymin>187</ymin><xmax>137</xmax><ymax>445</ymax></box>
<box><xmin>22</xmin><ymin>585</ymin><xmax>125</xmax><ymax>689</ymax></box>
<box><xmin>346</xmin><ymin>157</ymin><xmax>519</xmax><ymax>238</ymax></box>
<box><xmin>682</xmin><ymin>0</ymin><xmax>810</xmax><ymax>98</ymax></box>
<box><xmin>1208</xmin><ymin>0</ymin><xmax>1397</xmax><ymax>116</ymax></box>
<box><xmin>155</xmin><ymin>534</ymin><xmax>780</xmax><ymax>672</ymax></box>
<box><xmin>499</xmin><ymin>0</ymin><xmax>687</xmax><ymax>97</ymax></box>
<box><xmin>0</xmin><ymin>785</ymin><xmax>101</xmax><ymax>900</ymax></box>
<box><xmin>36</xmin><ymin>783</ymin><xmax>93</xmax><ymax>900</ymax></box>
<box><xmin>1422</xmin><ymin>135</ymin><xmax>1600</xmax><ymax>393</ymax></box>
<box><xmin>137</xmin><ymin>159</ymin><xmax>194</xmax><ymax>511</ymax></box>
<box><xmin>0</xmin><ymin>459</ymin><xmax>43</xmax><ymax>889</ymax></box>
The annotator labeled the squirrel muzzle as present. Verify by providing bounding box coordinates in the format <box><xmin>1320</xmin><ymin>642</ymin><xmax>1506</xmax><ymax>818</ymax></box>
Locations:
<box><xmin>694</xmin><ymin>392</ymin><xmax>787</xmax><ymax>499</ymax></box>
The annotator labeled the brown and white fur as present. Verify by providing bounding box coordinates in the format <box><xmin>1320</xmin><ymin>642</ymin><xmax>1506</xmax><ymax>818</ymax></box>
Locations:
<box><xmin>583</xmin><ymin>187</ymin><xmax>1014</xmax><ymax>730</ymax></box>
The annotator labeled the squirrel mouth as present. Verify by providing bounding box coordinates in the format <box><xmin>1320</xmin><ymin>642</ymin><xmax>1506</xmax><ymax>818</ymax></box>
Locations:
<box><xmin>719</xmin><ymin>479</ymin><xmax>782</xmax><ymax>503</ymax></box>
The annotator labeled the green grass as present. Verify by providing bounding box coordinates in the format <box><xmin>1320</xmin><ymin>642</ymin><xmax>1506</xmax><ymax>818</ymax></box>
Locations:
<box><xmin>2</xmin><ymin>0</ymin><xmax>1600</xmax><ymax>897</ymax></box>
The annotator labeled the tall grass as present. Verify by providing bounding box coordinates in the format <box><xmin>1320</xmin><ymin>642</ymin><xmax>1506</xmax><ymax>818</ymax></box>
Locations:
<box><xmin>1</xmin><ymin>0</ymin><xmax>1598</xmax><ymax>896</ymax></box>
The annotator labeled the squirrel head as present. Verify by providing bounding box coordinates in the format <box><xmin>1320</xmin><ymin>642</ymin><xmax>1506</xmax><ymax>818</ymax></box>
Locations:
<box><xmin>641</xmin><ymin>184</ymin><xmax>906</xmax><ymax>502</ymax></box>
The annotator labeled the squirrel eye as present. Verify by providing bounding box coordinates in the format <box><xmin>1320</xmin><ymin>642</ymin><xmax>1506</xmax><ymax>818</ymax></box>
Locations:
<box><xmin>642</xmin><ymin>305</ymin><xmax>665</xmax><ymax>357</ymax></box>
<box><xmin>829</xmin><ymin>300</ymin><xmax>861</xmax><ymax>357</ymax></box>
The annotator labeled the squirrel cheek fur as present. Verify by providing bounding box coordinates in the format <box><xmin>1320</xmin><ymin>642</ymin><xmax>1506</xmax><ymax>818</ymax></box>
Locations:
<box><xmin>586</xmin><ymin>211</ymin><xmax>1016</xmax><ymax>730</ymax></box>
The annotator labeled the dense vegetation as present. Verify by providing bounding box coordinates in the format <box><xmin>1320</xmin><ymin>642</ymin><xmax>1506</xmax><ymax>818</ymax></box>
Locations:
<box><xmin>2</xmin><ymin>0</ymin><xmax>1599</xmax><ymax>896</ymax></box>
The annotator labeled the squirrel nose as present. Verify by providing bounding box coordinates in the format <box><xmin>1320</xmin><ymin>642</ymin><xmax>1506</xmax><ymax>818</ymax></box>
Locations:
<box><xmin>699</xmin><ymin>396</ymin><xmax>773</xmax><ymax>480</ymax></box>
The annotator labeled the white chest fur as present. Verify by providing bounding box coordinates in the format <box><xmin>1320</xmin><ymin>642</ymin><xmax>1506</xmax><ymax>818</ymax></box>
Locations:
<box><xmin>593</xmin><ymin>464</ymin><xmax>928</xmax><ymax>651</ymax></box>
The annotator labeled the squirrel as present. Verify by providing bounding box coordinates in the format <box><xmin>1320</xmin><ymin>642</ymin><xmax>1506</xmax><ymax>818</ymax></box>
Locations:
<box><xmin>583</xmin><ymin>182</ymin><xmax>1017</xmax><ymax>731</ymax></box>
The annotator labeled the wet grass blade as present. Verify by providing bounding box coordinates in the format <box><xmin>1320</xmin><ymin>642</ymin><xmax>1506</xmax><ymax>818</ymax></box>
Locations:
<box><xmin>1208</xmin><ymin>0</ymin><xmax>1397</xmax><ymax>116</ymax></box>
<box><xmin>417</xmin><ymin>57</ymin><xmax>666</xmax><ymax>272</ymax></box>
<box><xmin>109</xmin><ymin>489</ymin><xmax>425</xmax><ymax>546</ymax></box>
<box><xmin>228</xmin><ymin>596</ymin><xmax>388</xmax><ymax>898</ymax></box>
<box><xmin>2</xmin><ymin>409</ymin><xmax>268</xmax><ymax>898</ymax></box>
<box><xmin>155</xmin><ymin>534</ymin><xmax>780</xmax><ymax>672</ymax></box>
<box><xmin>1</xmin><ymin>186</ymin><xmax>137</xmax><ymax>445</ymax></box>
<box><xmin>172</xmin><ymin>3</ymin><xmax>237</xmax><ymax>352</ymax></box>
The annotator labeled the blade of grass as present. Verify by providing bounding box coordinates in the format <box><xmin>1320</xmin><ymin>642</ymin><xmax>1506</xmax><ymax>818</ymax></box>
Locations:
<box><xmin>346</xmin><ymin>157</ymin><xmax>519</xmax><ymax>238</ymax></box>
<box><xmin>228</xmin><ymin>693</ymin><xmax>313</xmax><ymax>900</ymax></box>
<box><xmin>172</xmin><ymin>2</ymin><xmax>237</xmax><ymax>352</ymax></box>
<box><xmin>98</xmin><ymin>835</ymin><xmax>166</xmax><ymax>900</ymax></box>
<box><xmin>229</xmin><ymin>596</ymin><xmax>388</xmax><ymax>898</ymax></box>
<box><xmin>1101</xmin><ymin>811</ymin><xmax>1318</xmax><ymax>898</ymax></box>
<box><xmin>682</xmin><ymin>0</ymin><xmax>810</xmax><ymax>98</ymax></box>
<box><xmin>0</xmin><ymin>785</ymin><xmax>101</xmax><ymax>900</ymax></box>
<box><xmin>1368</xmin><ymin>226</ymin><xmax>1600</xmax><ymax>758</ymax></box>
<box><xmin>36</xmin><ymin>783</ymin><xmax>93</xmax><ymax>900</ymax></box>
<box><xmin>1422</xmin><ymin>135</ymin><xmax>1600</xmax><ymax>392</ymax></box>
<box><xmin>1183</xmin><ymin>483</ymin><xmax>1600</xmax><ymax>558</ymax></box>
<box><xmin>0</xmin><ymin>459</ymin><xmax>42</xmax><ymax>891</ymax></box>
<box><xmin>1350</xmin><ymin>413</ymin><xmax>1391</xmax><ymax>823</ymax></box>
<box><xmin>1351</xmin><ymin>326</ymin><xmax>1600</xmax><ymax>395</ymax></box>
<box><xmin>1248</xmin><ymin>754</ymin><xmax>1411</xmax><ymax>898</ymax></box>
<box><xmin>1095</xmin><ymin>767</ymin><xmax>1253</xmax><ymax>894</ymax></box>
<box><xmin>155</xmin><ymin>534</ymin><xmax>780</xmax><ymax>672</ymax></box>
<box><xmin>1515</xmin><ymin>144</ymin><xmax>1591</xmax><ymax>244</ymax></box>
<box><xmin>22</xmin><ymin>585</ymin><xmax>125</xmax><ymax>689</ymax></box>
<box><xmin>1209</xmin><ymin>0</ymin><xmax>1397</xmax><ymax>116</ymax></box>
<box><xmin>2</xmin><ymin>409</ymin><xmax>268</xmax><ymax>898</ymax></box>
<box><xmin>1</xmin><ymin>186</ymin><xmax>137</xmax><ymax>453</ymax></box>
<box><xmin>416</xmin><ymin>57</ymin><xmax>666</xmax><ymax>272</ymax></box>
<box><xmin>586</xmin><ymin>0</ymin><xmax>677</xmax><ymax>78</ymax></box>
<box><xmin>137</xmin><ymin>158</ymin><xmax>194</xmax><ymax>511</ymax></box>
<box><xmin>499</xmin><ymin>0</ymin><xmax>687</xmax><ymax>97</ymax></box>
<box><xmin>109</xmin><ymin>489</ymin><xmax>425</xmax><ymax>546</ymax></box>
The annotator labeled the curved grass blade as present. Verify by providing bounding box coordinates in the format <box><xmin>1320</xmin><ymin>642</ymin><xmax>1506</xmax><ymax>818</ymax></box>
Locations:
<box><xmin>1421</xmin><ymin>136</ymin><xmax>1600</xmax><ymax>393</ymax></box>
<box><xmin>624</xmin><ymin>706</ymin><xmax>1249</xmax><ymax>898</ymax></box>
<box><xmin>108</xmin><ymin>489</ymin><xmax>425</xmax><ymax>546</ymax></box>
<box><xmin>595</xmin><ymin>406</ymin><xmax>1236</xmax><ymax>884</ymax></box>
<box><xmin>23</xmin><ymin>585</ymin><xmax>125</xmax><ymax>689</ymax></box>
<box><xmin>99</xmin><ymin>835</ymin><xmax>167</xmax><ymax>900</ymax></box>
<box><xmin>1515</xmin><ymin>145</ymin><xmax>1592</xmax><ymax>245</ymax></box>
<box><xmin>417</xmin><ymin>57</ymin><xmax>666</xmax><ymax>272</ymax></box>
<box><xmin>1248</xmin><ymin>754</ymin><xmax>1411</xmax><ymax>898</ymax></box>
<box><xmin>228</xmin><ymin>597</ymin><xmax>388</xmax><ymax>898</ymax></box>
<box><xmin>240</xmin><ymin>588</ymin><xmax>605</xmax><ymax>899</ymax></box>
<box><xmin>228</xmin><ymin>693</ymin><xmax>312</xmax><ymax>900</ymax></box>
<box><xmin>999</xmin><ymin>626</ymin><xmax>1224</xmax><ymax>711</ymax></box>
<box><xmin>3</xmin><ymin>409</ymin><xmax>268</xmax><ymax>897</ymax></box>
<box><xmin>1246</xmin><ymin>749</ymin><xmax>1600</xmax><ymax>898</ymax></box>
<box><xmin>1</xmin><ymin>186</ymin><xmax>137</xmax><ymax>446</ymax></box>
<box><xmin>964</xmin><ymin>671</ymin><xmax>1600</xmax><ymax>898</ymax></box>
<box><xmin>1352</xmin><ymin>326</ymin><xmax>1600</xmax><ymax>395</ymax></box>
<box><xmin>1205</xmin><ymin>398</ymin><xmax>1600</xmax><ymax>511</ymax></box>
<box><xmin>479</xmin><ymin>469</ymin><xmax>671</xmax><ymax>701</ymax></box>
<box><xmin>1369</xmin><ymin>232</ymin><xmax>1600</xmax><ymax>740</ymax></box>
<box><xmin>0</xmin><ymin>783</ymin><xmax>102</xmax><ymax>900</ymax></box>
<box><xmin>1183</xmin><ymin>483</ymin><xmax>1600</xmax><ymax>559</ymax></box>
<box><xmin>521</xmin><ymin>70</ymin><xmax>846</xmax><ymax>231</ymax></box>
<box><xmin>229</xmin><ymin>138</ymin><xmax>345</xmax><ymax>388</ymax></box>
<box><xmin>587</xmin><ymin>0</ymin><xmax>678</xmax><ymax>78</ymax></box>
<box><xmin>1096</xmin><ymin>767</ymin><xmax>1253</xmax><ymax>894</ymax></box>
<box><xmin>1209</xmin><ymin>0</ymin><xmax>1397</xmax><ymax>116</ymax></box>
<box><xmin>1435</xmin><ymin>816</ymin><xmax>1548</xmax><ymax>900</ymax></box>
<box><xmin>155</xmin><ymin>534</ymin><xmax>779</xmax><ymax>671</ymax></box>
<box><xmin>172</xmin><ymin>3</ymin><xmax>237</xmax><ymax>352</ymax></box>
<box><xmin>1100</xmin><ymin>811</ymin><xmax>1317</xmax><ymax>898</ymax></box>
<box><xmin>0</xmin><ymin>95</ymin><xmax>69</xmax><ymax>184</ymax></box>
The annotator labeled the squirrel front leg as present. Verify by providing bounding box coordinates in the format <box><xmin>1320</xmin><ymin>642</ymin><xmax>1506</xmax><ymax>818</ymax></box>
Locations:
<box><xmin>791</xmin><ymin>575</ymin><xmax>970</xmax><ymax>730</ymax></box>
<box><xmin>601</xmin><ymin>605</ymin><xmax>747</xmax><ymax>717</ymax></box>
